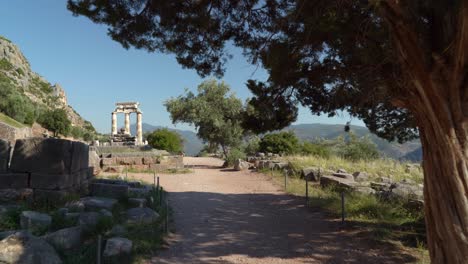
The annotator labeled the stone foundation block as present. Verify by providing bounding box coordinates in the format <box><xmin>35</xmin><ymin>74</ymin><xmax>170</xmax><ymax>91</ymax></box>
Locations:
<box><xmin>30</xmin><ymin>173</ymin><xmax>74</xmax><ymax>190</ymax></box>
<box><xmin>0</xmin><ymin>173</ymin><xmax>29</xmax><ymax>189</ymax></box>
<box><xmin>0</xmin><ymin>139</ymin><xmax>10</xmax><ymax>173</ymax></box>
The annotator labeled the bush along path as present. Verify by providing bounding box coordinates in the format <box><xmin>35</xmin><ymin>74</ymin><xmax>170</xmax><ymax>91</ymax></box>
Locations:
<box><xmin>0</xmin><ymin>177</ymin><xmax>171</xmax><ymax>264</ymax></box>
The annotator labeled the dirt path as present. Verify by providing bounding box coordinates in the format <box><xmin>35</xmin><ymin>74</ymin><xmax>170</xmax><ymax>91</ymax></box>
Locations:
<box><xmin>128</xmin><ymin>157</ymin><xmax>418</xmax><ymax>264</ymax></box>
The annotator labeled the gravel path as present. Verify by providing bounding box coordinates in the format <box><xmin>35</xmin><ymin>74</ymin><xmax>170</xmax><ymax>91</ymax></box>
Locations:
<box><xmin>129</xmin><ymin>157</ymin><xmax>418</xmax><ymax>264</ymax></box>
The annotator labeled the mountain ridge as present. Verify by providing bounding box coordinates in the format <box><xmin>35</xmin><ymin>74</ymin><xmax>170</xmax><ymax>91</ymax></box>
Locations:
<box><xmin>134</xmin><ymin>122</ymin><xmax>422</xmax><ymax>160</ymax></box>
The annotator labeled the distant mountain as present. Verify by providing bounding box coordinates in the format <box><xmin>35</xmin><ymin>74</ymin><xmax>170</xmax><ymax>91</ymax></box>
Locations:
<box><xmin>133</xmin><ymin>122</ymin><xmax>421</xmax><ymax>160</ymax></box>
<box><xmin>130</xmin><ymin>123</ymin><xmax>203</xmax><ymax>156</ymax></box>
<box><xmin>285</xmin><ymin>124</ymin><xmax>421</xmax><ymax>160</ymax></box>
<box><xmin>401</xmin><ymin>147</ymin><xmax>423</xmax><ymax>162</ymax></box>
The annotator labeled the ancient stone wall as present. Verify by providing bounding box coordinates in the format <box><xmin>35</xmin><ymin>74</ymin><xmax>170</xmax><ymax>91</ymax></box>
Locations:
<box><xmin>0</xmin><ymin>122</ymin><xmax>32</xmax><ymax>146</ymax></box>
<box><xmin>96</xmin><ymin>146</ymin><xmax>183</xmax><ymax>173</ymax></box>
<box><xmin>0</xmin><ymin>138</ymin><xmax>92</xmax><ymax>203</ymax></box>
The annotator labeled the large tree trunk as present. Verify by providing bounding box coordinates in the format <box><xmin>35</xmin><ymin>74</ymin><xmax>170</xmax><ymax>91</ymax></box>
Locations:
<box><xmin>380</xmin><ymin>1</ymin><xmax>468</xmax><ymax>262</ymax></box>
<box><xmin>419</xmin><ymin>114</ymin><xmax>468</xmax><ymax>263</ymax></box>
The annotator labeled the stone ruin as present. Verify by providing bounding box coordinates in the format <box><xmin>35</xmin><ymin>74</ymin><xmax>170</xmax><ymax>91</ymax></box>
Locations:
<box><xmin>97</xmin><ymin>146</ymin><xmax>184</xmax><ymax>173</ymax></box>
<box><xmin>111</xmin><ymin>102</ymin><xmax>143</xmax><ymax>146</ymax></box>
<box><xmin>0</xmin><ymin>137</ymin><xmax>92</xmax><ymax>204</ymax></box>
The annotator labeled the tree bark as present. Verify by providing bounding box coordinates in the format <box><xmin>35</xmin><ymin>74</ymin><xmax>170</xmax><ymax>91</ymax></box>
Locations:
<box><xmin>418</xmin><ymin>114</ymin><xmax>468</xmax><ymax>264</ymax></box>
<box><xmin>380</xmin><ymin>1</ymin><xmax>468</xmax><ymax>262</ymax></box>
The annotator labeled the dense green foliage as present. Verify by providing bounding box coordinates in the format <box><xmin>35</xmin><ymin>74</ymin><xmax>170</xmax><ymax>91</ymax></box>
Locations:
<box><xmin>259</xmin><ymin>131</ymin><xmax>300</xmax><ymax>155</ymax></box>
<box><xmin>38</xmin><ymin>108</ymin><xmax>71</xmax><ymax>137</ymax></box>
<box><xmin>165</xmin><ymin>80</ymin><xmax>244</xmax><ymax>157</ymax></box>
<box><xmin>301</xmin><ymin>141</ymin><xmax>331</xmax><ymax>158</ymax></box>
<box><xmin>147</xmin><ymin>128</ymin><xmax>183</xmax><ymax>153</ymax></box>
<box><xmin>0</xmin><ymin>72</ymin><xmax>36</xmax><ymax>125</ymax></box>
<box><xmin>225</xmin><ymin>147</ymin><xmax>247</xmax><ymax>166</ymax></box>
<box><xmin>336</xmin><ymin>134</ymin><xmax>380</xmax><ymax>161</ymax></box>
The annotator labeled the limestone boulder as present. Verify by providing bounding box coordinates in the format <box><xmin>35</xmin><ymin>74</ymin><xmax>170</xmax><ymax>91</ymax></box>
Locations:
<box><xmin>79</xmin><ymin>196</ymin><xmax>118</xmax><ymax>211</ymax></box>
<box><xmin>128</xmin><ymin>186</ymin><xmax>152</xmax><ymax>198</ymax></box>
<box><xmin>70</xmin><ymin>141</ymin><xmax>89</xmax><ymax>173</ymax></box>
<box><xmin>108</xmin><ymin>225</ymin><xmax>127</xmax><ymax>237</ymax></box>
<box><xmin>233</xmin><ymin>159</ymin><xmax>250</xmax><ymax>171</ymax></box>
<box><xmin>20</xmin><ymin>211</ymin><xmax>52</xmax><ymax>233</ymax></box>
<box><xmin>273</xmin><ymin>162</ymin><xmax>288</xmax><ymax>170</ymax></box>
<box><xmin>0</xmin><ymin>173</ymin><xmax>29</xmax><ymax>189</ymax></box>
<box><xmin>103</xmin><ymin>237</ymin><xmax>132</xmax><ymax>262</ymax></box>
<box><xmin>301</xmin><ymin>167</ymin><xmax>321</xmax><ymax>182</ymax></box>
<box><xmin>78</xmin><ymin>212</ymin><xmax>101</xmax><ymax>232</ymax></box>
<box><xmin>10</xmin><ymin>138</ymin><xmax>73</xmax><ymax>175</ymax></box>
<box><xmin>89</xmin><ymin>150</ymin><xmax>101</xmax><ymax>176</ymax></box>
<box><xmin>42</xmin><ymin>226</ymin><xmax>82</xmax><ymax>251</ymax></box>
<box><xmin>0</xmin><ymin>139</ymin><xmax>10</xmax><ymax>173</ymax></box>
<box><xmin>126</xmin><ymin>207</ymin><xmax>159</xmax><ymax>225</ymax></box>
<box><xmin>332</xmin><ymin>172</ymin><xmax>355</xmax><ymax>181</ymax></box>
<box><xmin>320</xmin><ymin>175</ymin><xmax>356</xmax><ymax>190</ymax></box>
<box><xmin>352</xmin><ymin>172</ymin><xmax>369</xmax><ymax>182</ymax></box>
<box><xmin>0</xmin><ymin>232</ymin><xmax>62</xmax><ymax>264</ymax></box>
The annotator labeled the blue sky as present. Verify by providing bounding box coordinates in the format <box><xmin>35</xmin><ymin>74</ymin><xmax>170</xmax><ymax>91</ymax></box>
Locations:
<box><xmin>0</xmin><ymin>0</ymin><xmax>364</xmax><ymax>133</ymax></box>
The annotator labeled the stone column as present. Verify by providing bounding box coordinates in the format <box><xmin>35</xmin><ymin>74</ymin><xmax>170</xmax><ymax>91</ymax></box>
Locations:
<box><xmin>111</xmin><ymin>112</ymin><xmax>117</xmax><ymax>135</ymax></box>
<box><xmin>124</xmin><ymin>112</ymin><xmax>130</xmax><ymax>134</ymax></box>
<box><xmin>136</xmin><ymin>112</ymin><xmax>143</xmax><ymax>145</ymax></box>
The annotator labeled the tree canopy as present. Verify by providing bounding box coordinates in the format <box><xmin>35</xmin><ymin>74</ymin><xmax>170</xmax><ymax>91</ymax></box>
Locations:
<box><xmin>165</xmin><ymin>79</ymin><xmax>244</xmax><ymax>157</ymax></box>
<box><xmin>38</xmin><ymin>108</ymin><xmax>71</xmax><ymax>137</ymax></box>
<box><xmin>146</xmin><ymin>128</ymin><xmax>183</xmax><ymax>153</ymax></box>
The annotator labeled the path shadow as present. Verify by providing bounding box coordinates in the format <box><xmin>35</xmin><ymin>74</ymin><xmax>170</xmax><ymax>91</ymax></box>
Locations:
<box><xmin>154</xmin><ymin>190</ymin><xmax>419</xmax><ymax>264</ymax></box>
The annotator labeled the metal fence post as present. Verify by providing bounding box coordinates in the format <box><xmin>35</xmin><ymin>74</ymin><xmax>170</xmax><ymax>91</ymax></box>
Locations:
<box><xmin>284</xmin><ymin>169</ymin><xmax>288</xmax><ymax>191</ymax></box>
<box><xmin>305</xmin><ymin>176</ymin><xmax>309</xmax><ymax>206</ymax></box>
<box><xmin>341</xmin><ymin>191</ymin><xmax>345</xmax><ymax>225</ymax></box>
<box><xmin>97</xmin><ymin>235</ymin><xmax>102</xmax><ymax>264</ymax></box>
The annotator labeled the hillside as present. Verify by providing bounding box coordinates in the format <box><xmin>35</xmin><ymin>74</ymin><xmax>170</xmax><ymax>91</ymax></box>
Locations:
<box><xmin>0</xmin><ymin>35</ymin><xmax>93</xmax><ymax>132</ymax></box>
<box><xmin>135</xmin><ymin>122</ymin><xmax>422</xmax><ymax>160</ymax></box>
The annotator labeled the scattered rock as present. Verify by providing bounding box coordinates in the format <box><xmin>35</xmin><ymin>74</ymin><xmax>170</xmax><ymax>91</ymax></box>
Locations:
<box><xmin>353</xmin><ymin>186</ymin><xmax>376</xmax><ymax>195</ymax></box>
<box><xmin>99</xmin><ymin>209</ymin><xmax>113</xmax><ymax>218</ymax></box>
<box><xmin>78</xmin><ymin>212</ymin><xmax>101</xmax><ymax>231</ymax></box>
<box><xmin>301</xmin><ymin>167</ymin><xmax>321</xmax><ymax>182</ymax></box>
<box><xmin>337</xmin><ymin>169</ymin><xmax>347</xmax><ymax>173</ymax></box>
<box><xmin>0</xmin><ymin>231</ymin><xmax>62</xmax><ymax>264</ymax></box>
<box><xmin>392</xmin><ymin>182</ymin><xmax>423</xmax><ymax>200</ymax></box>
<box><xmin>42</xmin><ymin>226</ymin><xmax>82</xmax><ymax>251</ymax></box>
<box><xmin>89</xmin><ymin>150</ymin><xmax>101</xmax><ymax>176</ymax></box>
<box><xmin>332</xmin><ymin>172</ymin><xmax>354</xmax><ymax>181</ymax></box>
<box><xmin>273</xmin><ymin>162</ymin><xmax>288</xmax><ymax>170</ymax></box>
<box><xmin>64</xmin><ymin>212</ymin><xmax>80</xmax><ymax>222</ymax></box>
<box><xmin>65</xmin><ymin>200</ymin><xmax>85</xmax><ymax>212</ymax></box>
<box><xmin>20</xmin><ymin>211</ymin><xmax>52</xmax><ymax>233</ymax></box>
<box><xmin>352</xmin><ymin>172</ymin><xmax>369</xmax><ymax>182</ymax></box>
<box><xmin>126</xmin><ymin>207</ymin><xmax>159</xmax><ymax>225</ymax></box>
<box><xmin>234</xmin><ymin>159</ymin><xmax>250</xmax><ymax>171</ymax></box>
<box><xmin>320</xmin><ymin>175</ymin><xmax>356</xmax><ymax>190</ymax></box>
<box><xmin>103</xmin><ymin>237</ymin><xmax>132</xmax><ymax>260</ymax></box>
<box><xmin>379</xmin><ymin>177</ymin><xmax>393</xmax><ymax>184</ymax></box>
<box><xmin>128</xmin><ymin>187</ymin><xmax>151</xmax><ymax>198</ymax></box>
<box><xmin>108</xmin><ymin>225</ymin><xmax>127</xmax><ymax>236</ymax></box>
<box><xmin>57</xmin><ymin>208</ymin><xmax>69</xmax><ymax>217</ymax></box>
<box><xmin>80</xmin><ymin>196</ymin><xmax>118</xmax><ymax>211</ymax></box>
<box><xmin>129</xmin><ymin>198</ymin><xmax>147</xmax><ymax>208</ymax></box>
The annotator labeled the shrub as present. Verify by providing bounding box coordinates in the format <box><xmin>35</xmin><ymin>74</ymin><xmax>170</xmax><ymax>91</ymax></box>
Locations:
<box><xmin>301</xmin><ymin>141</ymin><xmax>331</xmax><ymax>158</ymax></box>
<box><xmin>147</xmin><ymin>128</ymin><xmax>183</xmax><ymax>153</ymax></box>
<box><xmin>243</xmin><ymin>136</ymin><xmax>260</xmax><ymax>155</ymax></box>
<box><xmin>225</xmin><ymin>148</ymin><xmax>246</xmax><ymax>166</ymax></box>
<box><xmin>38</xmin><ymin>108</ymin><xmax>71</xmax><ymax>137</ymax></box>
<box><xmin>336</xmin><ymin>134</ymin><xmax>380</xmax><ymax>161</ymax></box>
<box><xmin>259</xmin><ymin>131</ymin><xmax>300</xmax><ymax>155</ymax></box>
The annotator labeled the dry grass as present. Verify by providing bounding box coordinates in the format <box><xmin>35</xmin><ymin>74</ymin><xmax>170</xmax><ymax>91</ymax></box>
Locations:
<box><xmin>282</xmin><ymin>155</ymin><xmax>424</xmax><ymax>183</ymax></box>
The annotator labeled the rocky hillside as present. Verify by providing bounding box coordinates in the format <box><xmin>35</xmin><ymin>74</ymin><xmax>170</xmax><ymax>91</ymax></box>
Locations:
<box><xmin>0</xmin><ymin>35</ymin><xmax>93</xmax><ymax>130</ymax></box>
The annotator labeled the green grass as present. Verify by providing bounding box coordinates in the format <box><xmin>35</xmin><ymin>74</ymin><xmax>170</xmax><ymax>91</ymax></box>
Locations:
<box><xmin>283</xmin><ymin>155</ymin><xmax>423</xmax><ymax>183</ymax></box>
<box><xmin>0</xmin><ymin>112</ymin><xmax>26</xmax><ymax>128</ymax></box>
